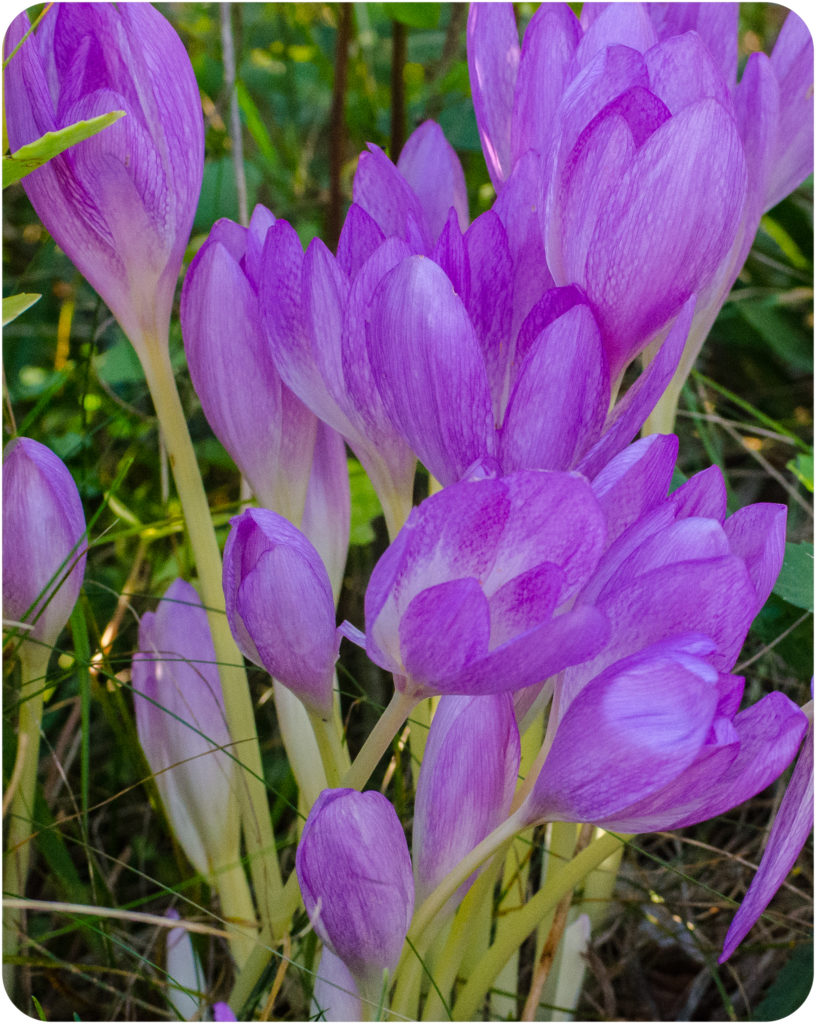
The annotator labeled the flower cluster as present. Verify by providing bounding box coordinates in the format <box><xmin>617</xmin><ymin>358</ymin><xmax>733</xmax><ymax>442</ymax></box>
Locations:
<box><xmin>3</xmin><ymin>1</ymin><xmax>811</xmax><ymax>1019</ymax></box>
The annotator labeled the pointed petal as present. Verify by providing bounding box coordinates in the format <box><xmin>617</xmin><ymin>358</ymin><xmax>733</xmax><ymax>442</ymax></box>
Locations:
<box><xmin>645</xmin><ymin>31</ymin><xmax>732</xmax><ymax>115</ymax></box>
<box><xmin>766</xmin><ymin>10</ymin><xmax>814</xmax><ymax>209</ymax></box>
<box><xmin>575</xmin><ymin>3</ymin><xmax>657</xmax><ymax>69</ymax></box>
<box><xmin>669</xmin><ymin>464</ymin><xmax>728</xmax><ymax>522</ymax></box>
<box><xmin>367</xmin><ymin>255</ymin><xmax>495</xmax><ymax>485</ymax></box>
<box><xmin>467</xmin><ymin>2</ymin><xmax>520</xmax><ymax>188</ymax></box>
<box><xmin>723</xmin><ymin>503</ymin><xmax>787</xmax><ymax>609</ymax></box>
<box><xmin>336</xmin><ymin>203</ymin><xmax>386</xmax><ymax>279</ymax></box>
<box><xmin>397</xmin><ymin>120</ymin><xmax>469</xmax><ymax>240</ymax></box>
<box><xmin>353</xmin><ymin>145</ymin><xmax>432</xmax><ymax>250</ymax></box>
<box><xmin>590</xmin><ymin>434</ymin><xmax>678</xmax><ymax>543</ymax></box>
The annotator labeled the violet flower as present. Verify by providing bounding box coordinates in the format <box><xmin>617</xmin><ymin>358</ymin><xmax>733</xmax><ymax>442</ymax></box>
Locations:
<box><xmin>296</xmin><ymin>788</ymin><xmax>414</xmax><ymax>1002</ymax></box>
<box><xmin>181</xmin><ymin>205</ymin><xmax>318</xmax><ymax>523</ymax></box>
<box><xmin>366</xmin><ymin>248</ymin><xmax>695</xmax><ymax>485</ymax></box>
<box><xmin>132</xmin><ymin>580</ymin><xmax>240</xmax><ymax>879</ymax></box>
<box><xmin>467</xmin><ymin>2</ymin><xmax>813</xmax><ymax>386</ymax></box>
<box><xmin>3</xmin><ymin>437</ymin><xmax>86</xmax><ymax>652</ymax></box>
<box><xmin>165</xmin><ymin>908</ymin><xmax>205</xmax><ymax>1021</ymax></box>
<box><xmin>720</xmin><ymin>711</ymin><xmax>813</xmax><ymax>961</ymax></box>
<box><xmin>4</xmin><ymin>3</ymin><xmax>203</xmax><ymax>353</ymax></box>
<box><xmin>312</xmin><ymin>947</ymin><xmax>362</xmax><ymax>1023</ymax></box>
<box><xmin>363</xmin><ymin>469</ymin><xmax>609</xmax><ymax>699</ymax></box>
<box><xmin>223</xmin><ymin>509</ymin><xmax>340</xmax><ymax>718</ymax></box>
<box><xmin>413</xmin><ymin>694</ymin><xmax>520</xmax><ymax>907</ymax></box>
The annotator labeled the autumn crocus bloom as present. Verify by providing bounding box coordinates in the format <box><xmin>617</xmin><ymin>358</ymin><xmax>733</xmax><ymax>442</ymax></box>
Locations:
<box><xmin>364</xmin><ymin>469</ymin><xmax>609</xmax><ymax>699</ymax></box>
<box><xmin>296</xmin><ymin>789</ymin><xmax>414</xmax><ymax>1003</ymax></box>
<box><xmin>132</xmin><ymin>579</ymin><xmax>240</xmax><ymax>879</ymax></box>
<box><xmin>3</xmin><ymin>3</ymin><xmax>203</xmax><ymax>351</ymax></box>
<box><xmin>223</xmin><ymin>509</ymin><xmax>340</xmax><ymax>718</ymax></box>
<box><xmin>2</xmin><ymin>437</ymin><xmax>86</xmax><ymax>653</ymax></box>
<box><xmin>467</xmin><ymin>2</ymin><xmax>813</xmax><ymax>386</ymax></box>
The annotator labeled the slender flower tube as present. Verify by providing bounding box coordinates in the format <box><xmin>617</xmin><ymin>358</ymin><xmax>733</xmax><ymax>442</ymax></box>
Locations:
<box><xmin>132</xmin><ymin>580</ymin><xmax>240</xmax><ymax>880</ymax></box>
<box><xmin>412</xmin><ymin>694</ymin><xmax>520</xmax><ymax>907</ymax></box>
<box><xmin>362</xmin><ymin>469</ymin><xmax>609</xmax><ymax>699</ymax></box>
<box><xmin>3</xmin><ymin>437</ymin><xmax>86</xmax><ymax>654</ymax></box>
<box><xmin>223</xmin><ymin>509</ymin><xmax>340</xmax><ymax>719</ymax></box>
<box><xmin>165</xmin><ymin>909</ymin><xmax>205</xmax><ymax>1021</ymax></box>
<box><xmin>296</xmin><ymin>789</ymin><xmax>414</xmax><ymax>1003</ymax></box>
<box><xmin>3</xmin><ymin>3</ymin><xmax>203</xmax><ymax>353</ymax></box>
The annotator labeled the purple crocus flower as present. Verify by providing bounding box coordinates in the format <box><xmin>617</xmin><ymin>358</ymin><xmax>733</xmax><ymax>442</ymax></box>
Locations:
<box><xmin>258</xmin><ymin>219</ymin><xmax>417</xmax><ymax>536</ymax></box>
<box><xmin>132</xmin><ymin>580</ymin><xmax>240</xmax><ymax>879</ymax></box>
<box><xmin>3</xmin><ymin>437</ymin><xmax>86</xmax><ymax>650</ymax></box>
<box><xmin>366</xmin><ymin>249</ymin><xmax>695</xmax><ymax>486</ymax></box>
<box><xmin>296</xmin><ymin>789</ymin><xmax>414</xmax><ymax>1002</ymax></box>
<box><xmin>363</xmin><ymin>469</ymin><xmax>609</xmax><ymax>699</ymax></box>
<box><xmin>413</xmin><ymin>694</ymin><xmax>520</xmax><ymax>907</ymax></box>
<box><xmin>181</xmin><ymin>206</ymin><xmax>319</xmax><ymax>523</ymax></box>
<box><xmin>223</xmin><ymin>509</ymin><xmax>340</xmax><ymax>718</ymax></box>
<box><xmin>165</xmin><ymin>908</ymin><xmax>205</xmax><ymax>1021</ymax></box>
<box><xmin>468</xmin><ymin>2</ymin><xmax>813</xmax><ymax>385</ymax></box>
<box><xmin>720</xmin><ymin>712</ymin><xmax>813</xmax><ymax>962</ymax></box>
<box><xmin>4</xmin><ymin>4</ymin><xmax>204</xmax><ymax>353</ymax></box>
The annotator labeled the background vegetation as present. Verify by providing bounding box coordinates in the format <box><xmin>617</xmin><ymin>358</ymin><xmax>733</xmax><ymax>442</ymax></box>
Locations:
<box><xmin>3</xmin><ymin>3</ymin><xmax>813</xmax><ymax>1020</ymax></box>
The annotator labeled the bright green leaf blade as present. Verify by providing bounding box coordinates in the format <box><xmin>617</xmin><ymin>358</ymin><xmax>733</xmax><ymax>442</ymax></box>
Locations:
<box><xmin>2</xmin><ymin>292</ymin><xmax>41</xmax><ymax>326</ymax></box>
<box><xmin>3</xmin><ymin>110</ymin><xmax>125</xmax><ymax>188</ymax></box>
<box><xmin>773</xmin><ymin>542</ymin><xmax>814</xmax><ymax>611</ymax></box>
<box><xmin>389</xmin><ymin>3</ymin><xmax>441</xmax><ymax>28</ymax></box>
<box><xmin>787</xmin><ymin>452</ymin><xmax>814</xmax><ymax>493</ymax></box>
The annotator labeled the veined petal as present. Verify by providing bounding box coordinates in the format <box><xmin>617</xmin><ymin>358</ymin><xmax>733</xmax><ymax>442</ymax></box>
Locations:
<box><xmin>336</xmin><ymin>203</ymin><xmax>386</xmax><ymax>279</ymax></box>
<box><xmin>397</xmin><ymin>120</ymin><xmax>469</xmax><ymax>240</ymax></box>
<box><xmin>668</xmin><ymin>464</ymin><xmax>728</xmax><ymax>522</ymax></box>
<box><xmin>645</xmin><ymin>31</ymin><xmax>733</xmax><ymax>115</ymax></box>
<box><xmin>367</xmin><ymin>255</ymin><xmax>495</xmax><ymax>485</ymax></box>
<box><xmin>413</xmin><ymin>694</ymin><xmax>520</xmax><ymax>904</ymax></box>
<box><xmin>720</xmin><ymin>718</ymin><xmax>813</xmax><ymax>962</ymax></box>
<box><xmin>353</xmin><ymin>145</ymin><xmax>433</xmax><ymax>250</ymax></box>
<box><xmin>766</xmin><ymin>9</ymin><xmax>814</xmax><ymax>210</ymax></box>
<box><xmin>723</xmin><ymin>503</ymin><xmax>787</xmax><ymax>609</ymax></box>
<box><xmin>467</xmin><ymin>2</ymin><xmax>520</xmax><ymax>188</ymax></box>
<box><xmin>574</xmin><ymin>2</ymin><xmax>658</xmax><ymax>69</ymax></box>
<box><xmin>501</xmin><ymin>304</ymin><xmax>609</xmax><ymax>471</ymax></box>
<box><xmin>648</xmin><ymin>3</ymin><xmax>738</xmax><ymax>89</ymax></box>
<box><xmin>400</xmin><ymin>578</ymin><xmax>491</xmax><ymax>690</ymax></box>
<box><xmin>488</xmin><ymin>562</ymin><xmax>565</xmax><ymax>648</ymax></box>
<box><xmin>586</xmin><ymin>98</ymin><xmax>747</xmax><ymax>378</ymax></box>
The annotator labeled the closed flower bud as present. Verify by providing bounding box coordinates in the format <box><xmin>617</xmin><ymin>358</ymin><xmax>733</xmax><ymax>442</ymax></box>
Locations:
<box><xmin>223</xmin><ymin>509</ymin><xmax>339</xmax><ymax>718</ymax></box>
<box><xmin>3</xmin><ymin>437</ymin><xmax>86</xmax><ymax>652</ymax></box>
<box><xmin>296</xmin><ymin>789</ymin><xmax>414</xmax><ymax>1001</ymax></box>
<box><xmin>132</xmin><ymin>580</ymin><xmax>240</xmax><ymax>879</ymax></box>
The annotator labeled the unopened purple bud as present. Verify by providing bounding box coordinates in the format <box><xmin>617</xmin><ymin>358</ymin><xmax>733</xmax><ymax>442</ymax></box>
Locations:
<box><xmin>132</xmin><ymin>580</ymin><xmax>240</xmax><ymax>878</ymax></box>
<box><xmin>3</xmin><ymin>438</ymin><xmax>86</xmax><ymax>650</ymax></box>
<box><xmin>312</xmin><ymin>947</ymin><xmax>362</xmax><ymax>1022</ymax></box>
<box><xmin>223</xmin><ymin>509</ymin><xmax>339</xmax><ymax>717</ymax></box>
<box><xmin>296</xmin><ymin>789</ymin><xmax>414</xmax><ymax>999</ymax></box>
<box><xmin>4</xmin><ymin>4</ymin><xmax>203</xmax><ymax>350</ymax></box>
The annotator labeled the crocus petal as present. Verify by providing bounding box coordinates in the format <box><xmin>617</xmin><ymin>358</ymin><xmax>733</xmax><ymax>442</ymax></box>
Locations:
<box><xmin>585</xmin><ymin>98</ymin><xmax>747</xmax><ymax>378</ymax></box>
<box><xmin>3</xmin><ymin>437</ymin><xmax>87</xmax><ymax>648</ymax></box>
<box><xmin>501</xmin><ymin>304</ymin><xmax>609</xmax><ymax>472</ymax></box>
<box><xmin>296</xmin><ymin>789</ymin><xmax>414</xmax><ymax>999</ymax></box>
<box><xmin>577</xmin><ymin>297</ymin><xmax>694</xmax><ymax>479</ymax></box>
<box><xmin>353</xmin><ymin>145</ymin><xmax>432</xmax><ymax>251</ymax></box>
<box><xmin>645</xmin><ymin>31</ymin><xmax>733</xmax><ymax>115</ymax></box>
<box><xmin>723</xmin><ymin>503</ymin><xmax>787</xmax><ymax>609</ymax></box>
<box><xmin>522</xmin><ymin>641</ymin><xmax>718</xmax><ymax>826</ymax></box>
<box><xmin>467</xmin><ymin>2</ymin><xmax>520</xmax><ymax>188</ymax></box>
<box><xmin>336</xmin><ymin>203</ymin><xmax>385</xmax><ymax>279</ymax></box>
<box><xmin>668</xmin><ymin>464</ymin><xmax>728</xmax><ymax>522</ymax></box>
<box><xmin>720</xmin><ymin>718</ymin><xmax>813</xmax><ymax>962</ymax></box>
<box><xmin>367</xmin><ymin>255</ymin><xmax>495</xmax><ymax>485</ymax></box>
<box><xmin>301</xmin><ymin>422</ymin><xmax>351</xmax><ymax>606</ymax></box>
<box><xmin>510</xmin><ymin>2</ymin><xmax>581</xmax><ymax>165</ymax></box>
<box><xmin>575</xmin><ymin>2</ymin><xmax>657</xmax><ymax>69</ymax></box>
<box><xmin>488</xmin><ymin>562</ymin><xmax>565</xmax><ymax>648</ymax></box>
<box><xmin>413</xmin><ymin>694</ymin><xmax>520</xmax><ymax>905</ymax></box>
<box><xmin>766</xmin><ymin>10</ymin><xmax>814</xmax><ymax>210</ymax></box>
<box><xmin>399</xmin><ymin>578</ymin><xmax>491</xmax><ymax>692</ymax></box>
<box><xmin>397</xmin><ymin>120</ymin><xmax>469</xmax><ymax>240</ymax></box>
<box><xmin>648</xmin><ymin>2</ymin><xmax>738</xmax><ymax>89</ymax></box>
<box><xmin>181</xmin><ymin>236</ymin><xmax>317</xmax><ymax>521</ymax></box>
<box><xmin>165</xmin><ymin>910</ymin><xmax>205</xmax><ymax>1021</ymax></box>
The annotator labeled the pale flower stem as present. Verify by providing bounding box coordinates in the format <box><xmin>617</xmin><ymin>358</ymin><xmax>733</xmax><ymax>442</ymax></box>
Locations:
<box><xmin>450</xmin><ymin>832</ymin><xmax>626</xmax><ymax>1022</ymax></box>
<box><xmin>3</xmin><ymin>643</ymin><xmax>51</xmax><ymax>997</ymax></box>
<box><xmin>138</xmin><ymin>333</ymin><xmax>285</xmax><ymax>938</ymax></box>
<box><xmin>341</xmin><ymin>690</ymin><xmax>422</xmax><ymax>791</ymax></box>
<box><xmin>215</xmin><ymin>858</ymin><xmax>260</xmax><ymax>969</ymax></box>
<box><xmin>307</xmin><ymin>708</ymin><xmax>347</xmax><ymax>789</ymax></box>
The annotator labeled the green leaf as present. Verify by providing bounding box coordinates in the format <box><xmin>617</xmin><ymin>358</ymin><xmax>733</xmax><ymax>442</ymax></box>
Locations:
<box><xmin>389</xmin><ymin>3</ymin><xmax>441</xmax><ymax>29</ymax></box>
<box><xmin>774</xmin><ymin>542</ymin><xmax>814</xmax><ymax>611</ymax></box>
<box><xmin>753</xmin><ymin>943</ymin><xmax>813</xmax><ymax>1020</ymax></box>
<box><xmin>348</xmin><ymin>458</ymin><xmax>383</xmax><ymax>546</ymax></box>
<box><xmin>787</xmin><ymin>452</ymin><xmax>814</xmax><ymax>493</ymax></box>
<box><xmin>3</xmin><ymin>110</ymin><xmax>125</xmax><ymax>188</ymax></box>
<box><xmin>2</xmin><ymin>292</ymin><xmax>40</xmax><ymax>326</ymax></box>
